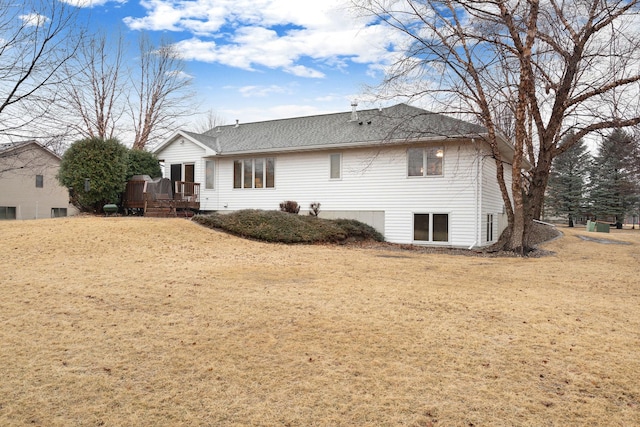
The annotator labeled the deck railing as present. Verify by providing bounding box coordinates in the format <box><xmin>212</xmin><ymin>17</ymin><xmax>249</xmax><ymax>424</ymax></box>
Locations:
<box><xmin>174</xmin><ymin>181</ymin><xmax>200</xmax><ymax>203</ymax></box>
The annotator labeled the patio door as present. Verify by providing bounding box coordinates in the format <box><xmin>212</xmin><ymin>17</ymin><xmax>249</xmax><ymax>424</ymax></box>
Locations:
<box><xmin>170</xmin><ymin>164</ymin><xmax>182</xmax><ymax>192</ymax></box>
<box><xmin>184</xmin><ymin>164</ymin><xmax>195</xmax><ymax>183</ymax></box>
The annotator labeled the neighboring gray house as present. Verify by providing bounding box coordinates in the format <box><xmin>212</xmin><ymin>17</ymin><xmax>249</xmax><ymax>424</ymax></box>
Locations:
<box><xmin>153</xmin><ymin>103</ymin><xmax>517</xmax><ymax>248</ymax></box>
<box><xmin>0</xmin><ymin>141</ymin><xmax>77</xmax><ymax>220</ymax></box>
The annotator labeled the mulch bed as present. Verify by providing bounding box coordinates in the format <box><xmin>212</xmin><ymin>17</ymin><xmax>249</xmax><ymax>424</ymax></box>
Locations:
<box><xmin>345</xmin><ymin>222</ymin><xmax>563</xmax><ymax>258</ymax></box>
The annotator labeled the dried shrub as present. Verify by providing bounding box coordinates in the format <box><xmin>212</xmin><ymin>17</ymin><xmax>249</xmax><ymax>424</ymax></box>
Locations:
<box><xmin>279</xmin><ymin>200</ymin><xmax>300</xmax><ymax>214</ymax></box>
<box><xmin>309</xmin><ymin>202</ymin><xmax>321</xmax><ymax>217</ymax></box>
<box><xmin>193</xmin><ymin>210</ymin><xmax>384</xmax><ymax>244</ymax></box>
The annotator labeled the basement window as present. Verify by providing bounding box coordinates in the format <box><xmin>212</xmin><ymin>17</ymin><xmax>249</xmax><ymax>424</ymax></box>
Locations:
<box><xmin>0</xmin><ymin>206</ymin><xmax>17</xmax><ymax>220</ymax></box>
<box><xmin>413</xmin><ymin>213</ymin><xmax>449</xmax><ymax>243</ymax></box>
<box><xmin>51</xmin><ymin>208</ymin><xmax>67</xmax><ymax>218</ymax></box>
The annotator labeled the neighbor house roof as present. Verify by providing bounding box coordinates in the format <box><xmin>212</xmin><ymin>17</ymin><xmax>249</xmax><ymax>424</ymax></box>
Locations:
<box><xmin>0</xmin><ymin>140</ymin><xmax>61</xmax><ymax>160</ymax></box>
<box><xmin>155</xmin><ymin>103</ymin><xmax>518</xmax><ymax>161</ymax></box>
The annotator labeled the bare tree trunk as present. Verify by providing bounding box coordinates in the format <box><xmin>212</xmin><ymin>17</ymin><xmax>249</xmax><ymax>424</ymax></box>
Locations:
<box><xmin>130</xmin><ymin>35</ymin><xmax>192</xmax><ymax>150</ymax></box>
<box><xmin>63</xmin><ymin>32</ymin><xmax>126</xmax><ymax>141</ymax></box>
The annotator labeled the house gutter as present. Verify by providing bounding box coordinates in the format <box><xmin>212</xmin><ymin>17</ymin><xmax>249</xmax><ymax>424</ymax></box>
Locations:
<box><xmin>208</xmin><ymin>135</ymin><xmax>481</xmax><ymax>157</ymax></box>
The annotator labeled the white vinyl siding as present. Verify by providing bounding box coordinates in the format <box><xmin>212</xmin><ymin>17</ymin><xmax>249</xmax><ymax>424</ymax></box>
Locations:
<box><xmin>211</xmin><ymin>144</ymin><xmax>481</xmax><ymax>246</ymax></box>
<box><xmin>156</xmin><ymin>137</ymin><xmax>513</xmax><ymax>247</ymax></box>
<box><xmin>481</xmin><ymin>152</ymin><xmax>511</xmax><ymax>242</ymax></box>
<box><xmin>156</xmin><ymin>136</ymin><xmax>214</xmax><ymax>208</ymax></box>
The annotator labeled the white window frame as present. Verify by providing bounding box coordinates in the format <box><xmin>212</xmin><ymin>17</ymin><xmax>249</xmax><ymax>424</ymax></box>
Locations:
<box><xmin>233</xmin><ymin>157</ymin><xmax>275</xmax><ymax>189</ymax></box>
<box><xmin>205</xmin><ymin>160</ymin><xmax>215</xmax><ymax>189</ymax></box>
<box><xmin>329</xmin><ymin>153</ymin><xmax>342</xmax><ymax>180</ymax></box>
<box><xmin>486</xmin><ymin>214</ymin><xmax>494</xmax><ymax>243</ymax></box>
<box><xmin>413</xmin><ymin>212</ymin><xmax>450</xmax><ymax>243</ymax></box>
<box><xmin>407</xmin><ymin>146</ymin><xmax>444</xmax><ymax>177</ymax></box>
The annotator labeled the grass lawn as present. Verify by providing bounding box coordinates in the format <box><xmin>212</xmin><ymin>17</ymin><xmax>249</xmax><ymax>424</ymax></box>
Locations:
<box><xmin>0</xmin><ymin>216</ymin><xmax>638</xmax><ymax>426</ymax></box>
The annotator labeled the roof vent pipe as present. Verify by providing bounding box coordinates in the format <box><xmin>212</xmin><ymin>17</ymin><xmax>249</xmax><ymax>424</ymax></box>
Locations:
<box><xmin>350</xmin><ymin>101</ymin><xmax>358</xmax><ymax>121</ymax></box>
<box><xmin>235</xmin><ymin>119</ymin><xmax>239</xmax><ymax>128</ymax></box>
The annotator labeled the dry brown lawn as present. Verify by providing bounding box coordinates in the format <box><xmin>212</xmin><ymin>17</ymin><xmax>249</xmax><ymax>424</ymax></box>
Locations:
<box><xmin>0</xmin><ymin>217</ymin><xmax>638</xmax><ymax>426</ymax></box>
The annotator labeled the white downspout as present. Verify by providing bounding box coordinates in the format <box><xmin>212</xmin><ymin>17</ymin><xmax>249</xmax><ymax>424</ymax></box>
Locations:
<box><xmin>468</xmin><ymin>139</ymin><xmax>480</xmax><ymax>249</ymax></box>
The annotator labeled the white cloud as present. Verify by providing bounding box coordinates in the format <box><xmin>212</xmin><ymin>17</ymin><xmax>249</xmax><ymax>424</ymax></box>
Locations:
<box><xmin>20</xmin><ymin>13</ymin><xmax>49</xmax><ymax>27</ymax></box>
<box><xmin>58</xmin><ymin>0</ymin><xmax>126</xmax><ymax>7</ymax></box>
<box><xmin>237</xmin><ymin>84</ymin><xmax>290</xmax><ymax>98</ymax></box>
<box><xmin>124</xmin><ymin>0</ymin><xmax>400</xmax><ymax>78</ymax></box>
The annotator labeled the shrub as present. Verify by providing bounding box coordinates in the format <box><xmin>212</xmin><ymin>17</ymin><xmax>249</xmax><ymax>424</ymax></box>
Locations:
<box><xmin>57</xmin><ymin>137</ymin><xmax>129</xmax><ymax>213</ymax></box>
<box><xmin>332</xmin><ymin>219</ymin><xmax>385</xmax><ymax>241</ymax></box>
<box><xmin>193</xmin><ymin>210</ymin><xmax>384</xmax><ymax>244</ymax></box>
<box><xmin>279</xmin><ymin>200</ymin><xmax>300</xmax><ymax>214</ymax></box>
<box><xmin>309</xmin><ymin>202</ymin><xmax>321</xmax><ymax>216</ymax></box>
<box><xmin>126</xmin><ymin>148</ymin><xmax>162</xmax><ymax>180</ymax></box>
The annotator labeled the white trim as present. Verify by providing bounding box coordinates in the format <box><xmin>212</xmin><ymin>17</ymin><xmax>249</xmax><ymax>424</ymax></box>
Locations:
<box><xmin>153</xmin><ymin>131</ymin><xmax>217</xmax><ymax>156</ymax></box>
<box><xmin>329</xmin><ymin>153</ymin><xmax>342</xmax><ymax>180</ymax></box>
<box><xmin>412</xmin><ymin>212</ymin><xmax>451</xmax><ymax>244</ymax></box>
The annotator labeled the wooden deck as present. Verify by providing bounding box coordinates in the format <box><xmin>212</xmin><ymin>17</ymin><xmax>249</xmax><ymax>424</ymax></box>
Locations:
<box><xmin>123</xmin><ymin>179</ymin><xmax>200</xmax><ymax>217</ymax></box>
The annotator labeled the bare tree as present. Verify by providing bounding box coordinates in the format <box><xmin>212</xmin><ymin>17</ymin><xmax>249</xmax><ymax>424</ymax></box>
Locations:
<box><xmin>192</xmin><ymin>109</ymin><xmax>228</xmax><ymax>133</ymax></box>
<box><xmin>0</xmin><ymin>0</ymin><xmax>83</xmax><ymax>144</ymax></box>
<box><xmin>354</xmin><ymin>0</ymin><xmax>640</xmax><ymax>253</ymax></box>
<box><xmin>130</xmin><ymin>35</ymin><xmax>193</xmax><ymax>150</ymax></box>
<box><xmin>0</xmin><ymin>0</ymin><xmax>85</xmax><ymax>178</ymax></box>
<box><xmin>63</xmin><ymin>31</ymin><xmax>126</xmax><ymax>141</ymax></box>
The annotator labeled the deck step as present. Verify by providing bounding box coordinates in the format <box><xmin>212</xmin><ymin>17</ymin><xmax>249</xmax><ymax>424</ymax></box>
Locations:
<box><xmin>144</xmin><ymin>207</ymin><xmax>176</xmax><ymax>218</ymax></box>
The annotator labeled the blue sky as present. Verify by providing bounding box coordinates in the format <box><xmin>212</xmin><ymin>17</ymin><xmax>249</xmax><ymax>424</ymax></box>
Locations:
<box><xmin>64</xmin><ymin>0</ymin><xmax>401</xmax><ymax>127</ymax></box>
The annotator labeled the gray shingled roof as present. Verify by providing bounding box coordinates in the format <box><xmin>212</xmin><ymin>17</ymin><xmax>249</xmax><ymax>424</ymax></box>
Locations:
<box><xmin>0</xmin><ymin>140</ymin><xmax>60</xmax><ymax>159</ymax></box>
<box><xmin>187</xmin><ymin>103</ymin><xmax>487</xmax><ymax>155</ymax></box>
<box><xmin>0</xmin><ymin>141</ymin><xmax>31</xmax><ymax>154</ymax></box>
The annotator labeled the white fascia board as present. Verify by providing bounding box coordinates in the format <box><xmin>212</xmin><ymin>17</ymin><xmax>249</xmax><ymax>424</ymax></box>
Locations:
<box><xmin>214</xmin><ymin>135</ymin><xmax>480</xmax><ymax>157</ymax></box>
<box><xmin>153</xmin><ymin>131</ymin><xmax>217</xmax><ymax>156</ymax></box>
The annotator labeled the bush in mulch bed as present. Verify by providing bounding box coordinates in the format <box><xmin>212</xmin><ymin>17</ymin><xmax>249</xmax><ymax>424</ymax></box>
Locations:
<box><xmin>192</xmin><ymin>209</ymin><xmax>384</xmax><ymax>244</ymax></box>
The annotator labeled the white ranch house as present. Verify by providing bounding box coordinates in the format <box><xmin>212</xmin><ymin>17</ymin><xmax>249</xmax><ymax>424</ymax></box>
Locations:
<box><xmin>153</xmin><ymin>103</ymin><xmax>516</xmax><ymax>248</ymax></box>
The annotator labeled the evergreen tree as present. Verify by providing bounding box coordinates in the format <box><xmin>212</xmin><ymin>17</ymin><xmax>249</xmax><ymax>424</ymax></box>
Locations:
<box><xmin>126</xmin><ymin>149</ymin><xmax>162</xmax><ymax>181</ymax></box>
<box><xmin>546</xmin><ymin>135</ymin><xmax>591</xmax><ymax>227</ymax></box>
<box><xmin>589</xmin><ymin>129</ymin><xmax>639</xmax><ymax>228</ymax></box>
<box><xmin>57</xmin><ymin>137</ymin><xmax>129</xmax><ymax>213</ymax></box>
